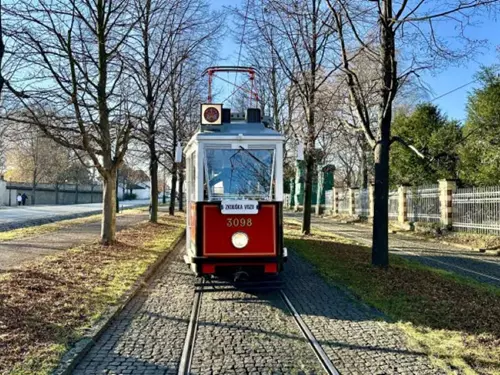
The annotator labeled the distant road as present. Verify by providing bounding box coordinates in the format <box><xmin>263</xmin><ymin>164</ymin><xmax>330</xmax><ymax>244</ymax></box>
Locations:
<box><xmin>0</xmin><ymin>200</ymin><xmax>150</xmax><ymax>230</ymax></box>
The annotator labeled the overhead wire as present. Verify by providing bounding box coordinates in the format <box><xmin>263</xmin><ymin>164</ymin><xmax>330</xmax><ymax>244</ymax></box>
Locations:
<box><xmin>227</xmin><ymin>0</ymin><xmax>251</xmax><ymax>104</ymax></box>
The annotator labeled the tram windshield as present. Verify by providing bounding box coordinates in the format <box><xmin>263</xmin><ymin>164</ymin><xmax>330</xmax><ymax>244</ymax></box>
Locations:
<box><xmin>205</xmin><ymin>148</ymin><xmax>275</xmax><ymax>200</ymax></box>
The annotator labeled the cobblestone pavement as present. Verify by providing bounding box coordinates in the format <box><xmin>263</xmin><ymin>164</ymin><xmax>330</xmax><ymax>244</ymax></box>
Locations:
<box><xmin>285</xmin><ymin>212</ymin><xmax>500</xmax><ymax>287</ymax></box>
<box><xmin>0</xmin><ymin>213</ymin><xmax>148</xmax><ymax>270</ymax></box>
<box><xmin>190</xmin><ymin>286</ymin><xmax>323</xmax><ymax>374</ymax></box>
<box><xmin>73</xmin><ymin>240</ymin><xmax>443</xmax><ymax>375</ymax></box>
<box><xmin>73</xmin><ymin>241</ymin><xmax>195</xmax><ymax>375</ymax></box>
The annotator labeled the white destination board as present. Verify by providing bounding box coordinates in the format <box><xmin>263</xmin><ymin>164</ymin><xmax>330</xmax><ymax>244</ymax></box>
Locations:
<box><xmin>221</xmin><ymin>200</ymin><xmax>259</xmax><ymax>215</ymax></box>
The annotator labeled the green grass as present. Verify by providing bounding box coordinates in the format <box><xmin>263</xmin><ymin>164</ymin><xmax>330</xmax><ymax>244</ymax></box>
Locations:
<box><xmin>284</xmin><ymin>221</ymin><xmax>500</xmax><ymax>375</ymax></box>
<box><xmin>1</xmin><ymin>213</ymin><xmax>185</xmax><ymax>375</ymax></box>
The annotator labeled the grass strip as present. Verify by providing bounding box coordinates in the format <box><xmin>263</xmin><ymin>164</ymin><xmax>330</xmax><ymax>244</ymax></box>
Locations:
<box><xmin>0</xmin><ymin>212</ymin><xmax>185</xmax><ymax>375</ymax></box>
<box><xmin>284</xmin><ymin>221</ymin><xmax>500</xmax><ymax>375</ymax></box>
<box><xmin>0</xmin><ymin>208</ymin><xmax>146</xmax><ymax>242</ymax></box>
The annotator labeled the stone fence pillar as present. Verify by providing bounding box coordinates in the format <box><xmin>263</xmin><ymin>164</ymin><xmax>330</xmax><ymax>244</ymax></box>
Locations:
<box><xmin>349</xmin><ymin>187</ymin><xmax>358</xmax><ymax>216</ymax></box>
<box><xmin>398</xmin><ymin>185</ymin><xmax>408</xmax><ymax>223</ymax></box>
<box><xmin>368</xmin><ymin>184</ymin><xmax>375</xmax><ymax>219</ymax></box>
<box><xmin>439</xmin><ymin>179</ymin><xmax>457</xmax><ymax>227</ymax></box>
<box><xmin>333</xmin><ymin>187</ymin><xmax>341</xmax><ymax>215</ymax></box>
<box><xmin>0</xmin><ymin>178</ymin><xmax>6</xmax><ymax>206</ymax></box>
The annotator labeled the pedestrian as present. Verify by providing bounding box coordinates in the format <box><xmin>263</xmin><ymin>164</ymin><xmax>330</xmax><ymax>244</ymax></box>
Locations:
<box><xmin>21</xmin><ymin>193</ymin><xmax>28</xmax><ymax>206</ymax></box>
<box><xmin>16</xmin><ymin>193</ymin><xmax>22</xmax><ymax>206</ymax></box>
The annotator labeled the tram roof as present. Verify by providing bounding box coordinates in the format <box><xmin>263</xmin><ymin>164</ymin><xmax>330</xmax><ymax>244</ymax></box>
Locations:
<box><xmin>187</xmin><ymin>121</ymin><xmax>284</xmax><ymax>147</ymax></box>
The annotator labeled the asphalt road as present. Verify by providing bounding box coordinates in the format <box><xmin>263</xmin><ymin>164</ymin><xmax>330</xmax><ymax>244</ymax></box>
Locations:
<box><xmin>0</xmin><ymin>200</ymin><xmax>150</xmax><ymax>230</ymax></box>
<box><xmin>285</xmin><ymin>212</ymin><xmax>500</xmax><ymax>288</ymax></box>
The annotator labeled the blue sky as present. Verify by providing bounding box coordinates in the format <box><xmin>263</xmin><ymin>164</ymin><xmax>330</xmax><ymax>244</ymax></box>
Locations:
<box><xmin>210</xmin><ymin>0</ymin><xmax>500</xmax><ymax>122</ymax></box>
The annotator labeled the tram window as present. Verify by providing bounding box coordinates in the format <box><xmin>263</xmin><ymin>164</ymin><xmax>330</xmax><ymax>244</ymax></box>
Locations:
<box><xmin>204</xmin><ymin>148</ymin><xmax>275</xmax><ymax>200</ymax></box>
<box><xmin>189</xmin><ymin>154</ymin><xmax>196</xmax><ymax>201</ymax></box>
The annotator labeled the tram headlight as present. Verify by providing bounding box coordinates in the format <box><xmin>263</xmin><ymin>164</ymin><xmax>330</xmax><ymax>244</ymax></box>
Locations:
<box><xmin>231</xmin><ymin>232</ymin><xmax>249</xmax><ymax>249</ymax></box>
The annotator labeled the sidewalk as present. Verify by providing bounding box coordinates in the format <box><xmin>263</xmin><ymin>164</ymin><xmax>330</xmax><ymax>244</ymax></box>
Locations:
<box><xmin>0</xmin><ymin>200</ymin><xmax>149</xmax><ymax>231</ymax></box>
<box><xmin>0</xmin><ymin>211</ymin><xmax>149</xmax><ymax>270</ymax></box>
<box><xmin>285</xmin><ymin>212</ymin><xmax>500</xmax><ymax>287</ymax></box>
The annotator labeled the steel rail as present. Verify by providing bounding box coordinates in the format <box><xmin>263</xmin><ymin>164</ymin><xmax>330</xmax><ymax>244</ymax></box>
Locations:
<box><xmin>178</xmin><ymin>280</ymin><xmax>204</xmax><ymax>375</ymax></box>
<box><xmin>280</xmin><ymin>290</ymin><xmax>340</xmax><ymax>375</ymax></box>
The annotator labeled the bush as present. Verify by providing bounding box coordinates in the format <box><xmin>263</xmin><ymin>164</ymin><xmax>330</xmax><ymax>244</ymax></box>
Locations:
<box><xmin>123</xmin><ymin>193</ymin><xmax>137</xmax><ymax>200</ymax></box>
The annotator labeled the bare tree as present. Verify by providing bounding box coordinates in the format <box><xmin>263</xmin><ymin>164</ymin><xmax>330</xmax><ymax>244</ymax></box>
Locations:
<box><xmin>128</xmin><ymin>0</ymin><xmax>220</xmax><ymax>222</ymax></box>
<box><xmin>327</xmin><ymin>0</ymin><xmax>500</xmax><ymax>266</ymax></box>
<box><xmin>8</xmin><ymin>0</ymin><xmax>138</xmax><ymax>244</ymax></box>
<box><xmin>243</xmin><ymin>0</ymin><xmax>340</xmax><ymax>234</ymax></box>
<box><xmin>5</xmin><ymin>126</ymin><xmax>70</xmax><ymax>203</ymax></box>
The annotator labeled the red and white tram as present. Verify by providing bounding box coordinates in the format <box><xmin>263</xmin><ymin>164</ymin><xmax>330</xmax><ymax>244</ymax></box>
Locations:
<box><xmin>183</xmin><ymin>68</ymin><xmax>286</xmax><ymax>277</ymax></box>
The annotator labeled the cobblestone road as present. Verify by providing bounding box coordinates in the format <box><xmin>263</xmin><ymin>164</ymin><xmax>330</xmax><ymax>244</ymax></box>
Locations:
<box><xmin>190</xmin><ymin>286</ymin><xmax>322</xmax><ymax>374</ymax></box>
<box><xmin>73</xmin><ymin>239</ymin><xmax>443</xmax><ymax>375</ymax></box>
<box><xmin>74</xmin><ymin>241</ymin><xmax>195</xmax><ymax>375</ymax></box>
<box><xmin>285</xmin><ymin>213</ymin><xmax>500</xmax><ymax>287</ymax></box>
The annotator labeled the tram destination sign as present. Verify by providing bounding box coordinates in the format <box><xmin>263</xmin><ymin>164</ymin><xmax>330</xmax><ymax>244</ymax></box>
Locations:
<box><xmin>220</xmin><ymin>200</ymin><xmax>259</xmax><ymax>215</ymax></box>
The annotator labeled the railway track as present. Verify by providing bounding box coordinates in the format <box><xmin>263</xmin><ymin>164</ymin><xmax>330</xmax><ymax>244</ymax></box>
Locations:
<box><xmin>177</xmin><ymin>278</ymin><xmax>340</xmax><ymax>375</ymax></box>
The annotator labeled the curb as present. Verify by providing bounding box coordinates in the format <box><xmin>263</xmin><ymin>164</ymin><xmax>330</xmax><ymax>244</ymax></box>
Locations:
<box><xmin>52</xmin><ymin>230</ymin><xmax>186</xmax><ymax>375</ymax></box>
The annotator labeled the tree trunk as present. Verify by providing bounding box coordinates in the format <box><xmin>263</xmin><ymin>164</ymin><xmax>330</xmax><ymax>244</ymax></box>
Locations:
<box><xmin>169</xmin><ymin>165</ymin><xmax>178</xmax><ymax>215</ymax></box>
<box><xmin>31</xmin><ymin>172</ymin><xmax>36</xmax><ymax>206</ymax></box>
<box><xmin>149</xmin><ymin>160</ymin><xmax>158</xmax><ymax>222</ymax></box>
<box><xmin>101</xmin><ymin>169</ymin><xmax>117</xmax><ymax>245</ymax></box>
<box><xmin>360</xmin><ymin>139</ymin><xmax>368</xmax><ymax>189</ymax></box>
<box><xmin>371</xmin><ymin>0</ymin><xmax>396</xmax><ymax>268</ymax></box>
<box><xmin>371</xmin><ymin>119</ymin><xmax>391</xmax><ymax>268</ymax></box>
<box><xmin>178</xmin><ymin>168</ymin><xmax>184</xmax><ymax>212</ymax></box>
<box><xmin>301</xmin><ymin>153</ymin><xmax>314</xmax><ymax>234</ymax></box>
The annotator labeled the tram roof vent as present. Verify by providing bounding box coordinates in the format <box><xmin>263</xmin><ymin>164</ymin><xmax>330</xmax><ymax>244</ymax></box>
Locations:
<box><xmin>246</xmin><ymin>108</ymin><xmax>261</xmax><ymax>123</ymax></box>
<box><xmin>222</xmin><ymin>108</ymin><xmax>231</xmax><ymax>123</ymax></box>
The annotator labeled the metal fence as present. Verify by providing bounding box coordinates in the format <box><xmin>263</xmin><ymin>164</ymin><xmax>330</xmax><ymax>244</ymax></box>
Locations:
<box><xmin>407</xmin><ymin>185</ymin><xmax>441</xmax><ymax>223</ymax></box>
<box><xmin>388</xmin><ymin>190</ymin><xmax>399</xmax><ymax>220</ymax></box>
<box><xmin>338</xmin><ymin>190</ymin><xmax>350</xmax><ymax>214</ymax></box>
<box><xmin>453</xmin><ymin>186</ymin><xmax>500</xmax><ymax>234</ymax></box>
<box><xmin>355</xmin><ymin>188</ymin><xmax>369</xmax><ymax>217</ymax></box>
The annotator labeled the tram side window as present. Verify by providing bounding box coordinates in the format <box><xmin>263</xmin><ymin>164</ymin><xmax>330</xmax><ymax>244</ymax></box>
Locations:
<box><xmin>204</xmin><ymin>148</ymin><xmax>275</xmax><ymax>201</ymax></box>
<box><xmin>189</xmin><ymin>154</ymin><xmax>196</xmax><ymax>201</ymax></box>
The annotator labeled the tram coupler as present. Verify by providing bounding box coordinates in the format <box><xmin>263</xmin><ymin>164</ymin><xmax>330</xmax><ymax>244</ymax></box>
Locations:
<box><xmin>233</xmin><ymin>270</ymin><xmax>250</xmax><ymax>283</ymax></box>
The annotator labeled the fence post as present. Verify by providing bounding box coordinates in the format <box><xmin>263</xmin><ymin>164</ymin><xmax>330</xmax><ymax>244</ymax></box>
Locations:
<box><xmin>368</xmin><ymin>184</ymin><xmax>375</xmax><ymax>219</ymax></box>
<box><xmin>349</xmin><ymin>187</ymin><xmax>358</xmax><ymax>216</ymax></box>
<box><xmin>333</xmin><ymin>187</ymin><xmax>340</xmax><ymax>215</ymax></box>
<box><xmin>439</xmin><ymin>179</ymin><xmax>457</xmax><ymax>227</ymax></box>
<box><xmin>398</xmin><ymin>185</ymin><xmax>408</xmax><ymax>223</ymax></box>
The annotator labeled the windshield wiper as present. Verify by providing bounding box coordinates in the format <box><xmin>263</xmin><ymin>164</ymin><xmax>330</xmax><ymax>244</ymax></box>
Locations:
<box><xmin>239</xmin><ymin>146</ymin><xmax>268</xmax><ymax>167</ymax></box>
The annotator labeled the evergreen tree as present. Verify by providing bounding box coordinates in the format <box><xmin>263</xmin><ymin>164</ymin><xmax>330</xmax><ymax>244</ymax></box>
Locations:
<box><xmin>390</xmin><ymin>104</ymin><xmax>462</xmax><ymax>187</ymax></box>
<box><xmin>459</xmin><ymin>67</ymin><xmax>500</xmax><ymax>186</ymax></box>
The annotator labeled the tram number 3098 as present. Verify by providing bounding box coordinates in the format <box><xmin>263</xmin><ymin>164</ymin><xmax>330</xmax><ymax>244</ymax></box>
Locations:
<box><xmin>226</xmin><ymin>218</ymin><xmax>253</xmax><ymax>227</ymax></box>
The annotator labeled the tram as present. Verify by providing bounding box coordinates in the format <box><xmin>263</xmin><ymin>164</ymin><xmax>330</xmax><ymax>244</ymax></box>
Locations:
<box><xmin>183</xmin><ymin>67</ymin><xmax>286</xmax><ymax>278</ymax></box>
